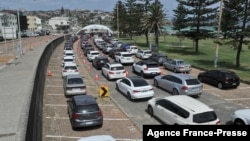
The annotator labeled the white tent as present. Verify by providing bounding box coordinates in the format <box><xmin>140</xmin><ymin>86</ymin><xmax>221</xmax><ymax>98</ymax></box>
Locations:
<box><xmin>76</xmin><ymin>24</ymin><xmax>113</xmax><ymax>35</ymax></box>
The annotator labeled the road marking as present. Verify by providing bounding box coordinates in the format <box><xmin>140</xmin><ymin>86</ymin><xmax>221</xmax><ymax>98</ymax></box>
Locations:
<box><xmin>45</xmin><ymin>135</ymin><xmax>142</xmax><ymax>141</ymax></box>
<box><xmin>45</xmin><ymin>85</ymin><xmax>63</xmax><ymax>88</ymax></box>
<box><xmin>225</xmin><ymin>98</ymin><xmax>250</xmax><ymax>101</ymax></box>
<box><xmin>45</xmin><ymin>104</ymin><xmax>114</xmax><ymax>107</ymax></box>
<box><xmin>48</xmin><ymin>94</ymin><xmax>64</xmax><ymax>96</ymax></box>
<box><xmin>46</xmin><ymin>116</ymin><xmax>129</xmax><ymax>121</ymax></box>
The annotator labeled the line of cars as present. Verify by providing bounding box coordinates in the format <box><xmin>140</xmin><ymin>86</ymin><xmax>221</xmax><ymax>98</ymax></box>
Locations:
<box><xmin>61</xmin><ymin>36</ymin><xmax>104</xmax><ymax>130</ymax></box>
<box><xmin>81</xmin><ymin>35</ymin><xmax>249</xmax><ymax>125</ymax></box>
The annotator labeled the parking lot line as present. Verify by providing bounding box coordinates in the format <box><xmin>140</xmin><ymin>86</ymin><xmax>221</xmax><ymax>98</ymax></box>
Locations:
<box><xmin>45</xmin><ymin>85</ymin><xmax>63</xmax><ymax>88</ymax></box>
<box><xmin>225</xmin><ymin>98</ymin><xmax>250</xmax><ymax>101</ymax></box>
<box><xmin>46</xmin><ymin>116</ymin><xmax>129</xmax><ymax>121</ymax></box>
<box><xmin>48</xmin><ymin>93</ymin><xmax>64</xmax><ymax>96</ymax></box>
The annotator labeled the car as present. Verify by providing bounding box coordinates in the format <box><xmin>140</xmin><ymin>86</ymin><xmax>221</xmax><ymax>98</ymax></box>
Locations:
<box><xmin>64</xmin><ymin>50</ymin><xmax>75</xmax><ymax>58</ymax></box>
<box><xmin>197</xmin><ymin>69</ymin><xmax>240</xmax><ymax>89</ymax></box>
<box><xmin>135</xmin><ymin>49</ymin><xmax>152</xmax><ymax>59</ymax></box>
<box><xmin>67</xmin><ymin>95</ymin><xmax>103</xmax><ymax>130</ymax></box>
<box><xmin>64</xmin><ymin>47</ymin><xmax>73</xmax><ymax>53</ymax></box>
<box><xmin>62</xmin><ymin>62</ymin><xmax>80</xmax><ymax>78</ymax></box>
<box><xmin>114</xmin><ymin>52</ymin><xmax>134</xmax><ymax>65</ymax></box>
<box><xmin>92</xmin><ymin>56</ymin><xmax>110</xmax><ymax>70</ymax></box>
<box><xmin>132</xmin><ymin>60</ymin><xmax>161</xmax><ymax>78</ymax></box>
<box><xmin>77</xmin><ymin>135</ymin><xmax>115</xmax><ymax>141</ymax></box>
<box><xmin>163</xmin><ymin>58</ymin><xmax>192</xmax><ymax>73</ymax></box>
<box><xmin>126</xmin><ymin>45</ymin><xmax>138</xmax><ymax>54</ymax></box>
<box><xmin>83</xmin><ymin>46</ymin><xmax>95</xmax><ymax>56</ymax></box>
<box><xmin>147</xmin><ymin>95</ymin><xmax>221</xmax><ymax>125</ymax></box>
<box><xmin>109</xmin><ymin>47</ymin><xmax>123</xmax><ymax>59</ymax></box>
<box><xmin>87</xmin><ymin>50</ymin><xmax>101</xmax><ymax>61</ymax></box>
<box><xmin>148</xmin><ymin>53</ymin><xmax>168</xmax><ymax>66</ymax></box>
<box><xmin>115</xmin><ymin>76</ymin><xmax>154</xmax><ymax>101</ymax></box>
<box><xmin>63</xmin><ymin>74</ymin><xmax>86</xmax><ymax>97</ymax></box>
<box><xmin>230</xmin><ymin>108</ymin><xmax>250</xmax><ymax>125</ymax></box>
<box><xmin>154</xmin><ymin>73</ymin><xmax>203</xmax><ymax>96</ymax></box>
<box><xmin>101</xmin><ymin>62</ymin><xmax>126</xmax><ymax>80</ymax></box>
<box><xmin>61</xmin><ymin>56</ymin><xmax>75</xmax><ymax>67</ymax></box>
<box><xmin>102</xmin><ymin>43</ymin><xmax>114</xmax><ymax>54</ymax></box>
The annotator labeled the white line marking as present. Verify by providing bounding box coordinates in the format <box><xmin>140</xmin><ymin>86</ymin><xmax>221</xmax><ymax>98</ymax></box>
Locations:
<box><xmin>45</xmin><ymin>135</ymin><xmax>142</xmax><ymax>141</ymax></box>
<box><xmin>46</xmin><ymin>116</ymin><xmax>129</xmax><ymax>121</ymax></box>
<box><xmin>45</xmin><ymin>85</ymin><xmax>63</xmax><ymax>88</ymax></box>
<box><xmin>225</xmin><ymin>98</ymin><xmax>250</xmax><ymax>101</ymax></box>
<box><xmin>45</xmin><ymin>104</ymin><xmax>114</xmax><ymax>107</ymax></box>
<box><xmin>48</xmin><ymin>94</ymin><xmax>64</xmax><ymax>96</ymax></box>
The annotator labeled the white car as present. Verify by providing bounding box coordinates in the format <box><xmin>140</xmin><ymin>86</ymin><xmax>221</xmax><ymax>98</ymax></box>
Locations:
<box><xmin>62</xmin><ymin>62</ymin><xmax>80</xmax><ymax>78</ymax></box>
<box><xmin>231</xmin><ymin>108</ymin><xmax>250</xmax><ymax>125</ymax></box>
<box><xmin>132</xmin><ymin>60</ymin><xmax>161</xmax><ymax>78</ymax></box>
<box><xmin>136</xmin><ymin>49</ymin><xmax>152</xmax><ymax>59</ymax></box>
<box><xmin>64</xmin><ymin>50</ymin><xmax>75</xmax><ymax>58</ymax></box>
<box><xmin>101</xmin><ymin>62</ymin><xmax>126</xmax><ymax>80</ymax></box>
<box><xmin>87</xmin><ymin>50</ymin><xmax>100</xmax><ymax>61</ymax></box>
<box><xmin>147</xmin><ymin>95</ymin><xmax>221</xmax><ymax>125</ymax></box>
<box><xmin>114</xmin><ymin>52</ymin><xmax>134</xmax><ymax>65</ymax></box>
<box><xmin>61</xmin><ymin>56</ymin><xmax>75</xmax><ymax>67</ymax></box>
<box><xmin>126</xmin><ymin>45</ymin><xmax>138</xmax><ymax>54</ymax></box>
<box><xmin>115</xmin><ymin>76</ymin><xmax>154</xmax><ymax>101</ymax></box>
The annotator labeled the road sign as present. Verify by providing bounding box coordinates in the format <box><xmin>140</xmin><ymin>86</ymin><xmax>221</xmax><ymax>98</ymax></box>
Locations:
<box><xmin>99</xmin><ymin>85</ymin><xmax>109</xmax><ymax>97</ymax></box>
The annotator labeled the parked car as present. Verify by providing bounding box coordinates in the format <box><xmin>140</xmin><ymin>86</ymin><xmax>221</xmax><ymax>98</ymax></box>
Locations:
<box><xmin>63</xmin><ymin>74</ymin><xmax>86</xmax><ymax>97</ymax></box>
<box><xmin>231</xmin><ymin>108</ymin><xmax>250</xmax><ymax>125</ymax></box>
<box><xmin>135</xmin><ymin>49</ymin><xmax>152</xmax><ymax>59</ymax></box>
<box><xmin>115</xmin><ymin>76</ymin><xmax>154</xmax><ymax>101</ymax></box>
<box><xmin>83</xmin><ymin>46</ymin><xmax>95</xmax><ymax>56</ymax></box>
<box><xmin>154</xmin><ymin>73</ymin><xmax>203</xmax><ymax>96</ymax></box>
<box><xmin>147</xmin><ymin>95</ymin><xmax>221</xmax><ymax>125</ymax></box>
<box><xmin>114</xmin><ymin>52</ymin><xmax>134</xmax><ymax>65</ymax></box>
<box><xmin>87</xmin><ymin>50</ymin><xmax>101</xmax><ymax>61</ymax></box>
<box><xmin>102</xmin><ymin>43</ymin><xmax>114</xmax><ymax>54</ymax></box>
<box><xmin>62</xmin><ymin>62</ymin><xmax>79</xmax><ymax>78</ymax></box>
<box><xmin>67</xmin><ymin>95</ymin><xmax>103</xmax><ymax>130</ymax></box>
<box><xmin>92</xmin><ymin>56</ymin><xmax>110</xmax><ymax>70</ymax></box>
<box><xmin>109</xmin><ymin>47</ymin><xmax>123</xmax><ymax>59</ymax></box>
<box><xmin>101</xmin><ymin>62</ymin><xmax>126</xmax><ymax>80</ymax></box>
<box><xmin>132</xmin><ymin>60</ymin><xmax>161</xmax><ymax>78</ymax></box>
<box><xmin>197</xmin><ymin>69</ymin><xmax>240</xmax><ymax>89</ymax></box>
<box><xmin>61</xmin><ymin>56</ymin><xmax>75</xmax><ymax>67</ymax></box>
<box><xmin>64</xmin><ymin>50</ymin><xmax>75</xmax><ymax>58</ymax></box>
<box><xmin>163</xmin><ymin>58</ymin><xmax>192</xmax><ymax>73</ymax></box>
<box><xmin>148</xmin><ymin>53</ymin><xmax>168</xmax><ymax>66</ymax></box>
<box><xmin>126</xmin><ymin>45</ymin><xmax>138</xmax><ymax>54</ymax></box>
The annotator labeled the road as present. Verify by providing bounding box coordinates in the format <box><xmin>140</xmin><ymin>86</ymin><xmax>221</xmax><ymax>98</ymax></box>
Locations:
<box><xmin>42</xmin><ymin>37</ymin><xmax>250</xmax><ymax>140</ymax></box>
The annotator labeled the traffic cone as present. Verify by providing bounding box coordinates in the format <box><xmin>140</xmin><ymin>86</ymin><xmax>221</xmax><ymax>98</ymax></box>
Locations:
<box><xmin>47</xmin><ymin>70</ymin><xmax>52</xmax><ymax>76</ymax></box>
<box><xmin>83</xmin><ymin>59</ymin><xmax>86</xmax><ymax>64</ymax></box>
<box><xmin>95</xmin><ymin>73</ymin><xmax>99</xmax><ymax>81</ymax></box>
<box><xmin>160</xmin><ymin>67</ymin><xmax>164</xmax><ymax>75</ymax></box>
<box><xmin>125</xmin><ymin>70</ymin><xmax>129</xmax><ymax>77</ymax></box>
<box><xmin>87</xmin><ymin>65</ymin><xmax>91</xmax><ymax>72</ymax></box>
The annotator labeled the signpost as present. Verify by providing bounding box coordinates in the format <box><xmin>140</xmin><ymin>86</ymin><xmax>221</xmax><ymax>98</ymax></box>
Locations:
<box><xmin>99</xmin><ymin>85</ymin><xmax>109</xmax><ymax>97</ymax></box>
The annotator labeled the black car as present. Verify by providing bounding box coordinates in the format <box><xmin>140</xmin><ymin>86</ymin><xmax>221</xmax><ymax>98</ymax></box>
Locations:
<box><xmin>83</xmin><ymin>47</ymin><xmax>95</xmax><ymax>56</ymax></box>
<box><xmin>67</xmin><ymin>95</ymin><xmax>103</xmax><ymax>130</ymax></box>
<box><xmin>92</xmin><ymin>56</ymin><xmax>110</xmax><ymax>70</ymax></box>
<box><xmin>197</xmin><ymin>69</ymin><xmax>240</xmax><ymax>89</ymax></box>
<box><xmin>147</xmin><ymin>53</ymin><xmax>168</xmax><ymax>66</ymax></box>
<box><xmin>109</xmin><ymin>47</ymin><xmax>123</xmax><ymax>59</ymax></box>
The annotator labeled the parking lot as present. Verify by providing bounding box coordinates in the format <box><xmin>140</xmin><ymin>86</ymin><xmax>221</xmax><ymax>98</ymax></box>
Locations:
<box><xmin>42</xmin><ymin>37</ymin><xmax>250</xmax><ymax>140</ymax></box>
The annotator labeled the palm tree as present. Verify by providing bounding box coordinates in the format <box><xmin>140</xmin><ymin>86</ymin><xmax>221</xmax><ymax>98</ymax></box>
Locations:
<box><xmin>142</xmin><ymin>0</ymin><xmax>166</xmax><ymax>48</ymax></box>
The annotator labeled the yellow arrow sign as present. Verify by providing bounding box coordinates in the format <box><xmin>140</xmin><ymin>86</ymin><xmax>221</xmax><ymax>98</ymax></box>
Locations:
<box><xmin>99</xmin><ymin>85</ymin><xmax>109</xmax><ymax>97</ymax></box>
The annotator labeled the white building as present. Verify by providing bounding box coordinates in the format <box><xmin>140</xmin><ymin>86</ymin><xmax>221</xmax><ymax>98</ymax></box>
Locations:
<box><xmin>48</xmin><ymin>17</ymin><xmax>70</xmax><ymax>31</ymax></box>
<box><xmin>0</xmin><ymin>12</ymin><xmax>18</xmax><ymax>39</ymax></box>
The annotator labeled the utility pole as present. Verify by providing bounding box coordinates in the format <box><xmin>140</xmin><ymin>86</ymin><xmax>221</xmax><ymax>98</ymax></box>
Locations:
<box><xmin>117</xmin><ymin>0</ymin><xmax>119</xmax><ymax>39</ymax></box>
<box><xmin>214</xmin><ymin>0</ymin><xmax>223</xmax><ymax>68</ymax></box>
<box><xmin>17</xmin><ymin>10</ymin><xmax>23</xmax><ymax>57</ymax></box>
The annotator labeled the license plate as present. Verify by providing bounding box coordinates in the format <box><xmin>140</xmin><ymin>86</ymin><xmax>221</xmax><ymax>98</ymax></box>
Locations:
<box><xmin>85</xmin><ymin>121</ymin><xmax>93</xmax><ymax>125</ymax></box>
<box><xmin>73</xmin><ymin>88</ymin><xmax>80</xmax><ymax>91</ymax></box>
<box><xmin>116</xmin><ymin>72</ymin><xmax>120</xmax><ymax>74</ymax></box>
<box><xmin>232</xmin><ymin>83</ymin><xmax>236</xmax><ymax>85</ymax></box>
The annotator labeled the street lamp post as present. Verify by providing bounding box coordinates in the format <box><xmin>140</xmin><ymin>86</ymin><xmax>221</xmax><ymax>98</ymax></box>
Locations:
<box><xmin>214</xmin><ymin>0</ymin><xmax>223</xmax><ymax>68</ymax></box>
<box><xmin>3</xmin><ymin>14</ymin><xmax>8</xmax><ymax>64</ymax></box>
<box><xmin>117</xmin><ymin>0</ymin><xmax>119</xmax><ymax>39</ymax></box>
<box><xmin>17</xmin><ymin>10</ymin><xmax>23</xmax><ymax>57</ymax></box>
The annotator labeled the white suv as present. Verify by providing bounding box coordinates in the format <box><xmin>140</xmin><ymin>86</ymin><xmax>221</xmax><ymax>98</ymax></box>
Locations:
<box><xmin>136</xmin><ymin>49</ymin><xmax>152</xmax><ymax>59</ymax></box>
<box><xmin>62</xmin><ymin>62</ymin><xmax>80</xmax><ymax>78</ymax></box>
<box><xmin>114</xmin><ymin>52</ymin><xmax>134</xmax><ymax>65</ymax></box>
<box><xmin>87</xmin><ymin>50</ymin><xmax>100</xmax><ymax>61</ymax></box>
<box><xmin>147</xmin><ymin>95</ymin><xmax>221</xmax><ymax>125</ymax></box>
<box><xmin>101</xmin><ymin>62</ymin><xmax>126</xmax><ymax>80</ymax></box>
<box><xmin>132</xmin><ymin>60</ymin><xmax>161</xmax><ymax>78</ymax></box>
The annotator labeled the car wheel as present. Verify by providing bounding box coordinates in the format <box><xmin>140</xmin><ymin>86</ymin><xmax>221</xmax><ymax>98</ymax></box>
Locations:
<box><xmin>234</xmin><ymin>119</ymin><xmax>245</xmax><ymax>125</ymax></box>
<box><xmin>147</xmin><ymin>105</ymin><xmax>154</xmax><ymax>116</ymax></box>
<box><xmin>107</xmin><ymin>74</ymin><xmax>110</xmax><ymax>81</ymax></box>
<box><xmin>154</xmin><ymin>79</ymin><xmax>158</xmax><ymax>87</ymax></box>
<box><xmin>173</xmin><ymin>89</ymin><xmax>179</xmax><ymax>95</ymax></box>
<box><xmin>132</xmin><ymin>66</ymin><xmax>136</xmax><ymax>73</ymax></box>
<box><xmin>127</xmin><ymin>92</ymin><xmax>132</xmax><ymax>101</ymax></box>
<box><xmin>173</xmin><ymin>68</ymin><xmax>177</xmax><ymax>73</ymax></box>
<box><xmin>217</xmin><ymin>82</ymin><xmax>223</xmax><ymax>89</ymax></box>
<box><xmin>198</xmin><ymin>76</ymin><xmax>203</xmax><ymax>82</ymax></box>
<box><xmin>140</xmin><ymin>71</ymin><xmax>145</xmax><ymax>77</ymax></box>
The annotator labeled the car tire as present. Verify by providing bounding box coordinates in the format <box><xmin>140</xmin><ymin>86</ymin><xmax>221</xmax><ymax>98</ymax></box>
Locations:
<box><xmin>173</xmin><ymin>89</ymin><xmax>179</xmax><ymax>95</ymax></box>
<box><xmin>132</xmin><ymin>66</ymin><xmax>136</xmax><ymax>73</ymax></box>
<box><xmin>234</xmin><ymin>119</ymin><xmax>245</xmax><ymax>125</ymax></box>
<box><xmin>127</xmin><ymin>92</ymin><xmax>132</xmax><ymax>101</ymax></box>
<box><xmin>154</xmin><ymin>79</ymin><xmax>158</xmax><ymax>87</ymax></box>
<box><xmin>147</xmin><ymin>105</ymin><xmax>154</xmax><ymax>116</ymax></box>
<box><xmin>107</xmin><ymin>74</ymin><xmax>110</xmax><ymax>81</ymax></box>
<box><xmin>140</xmin><ymin>71</ymin><xmax>145</xmax><ymax>77</ymax></box>
<box><xmin>217</xmin><ymin>82</ymin><xmax>223</xmax><ymax>89</ymax></box>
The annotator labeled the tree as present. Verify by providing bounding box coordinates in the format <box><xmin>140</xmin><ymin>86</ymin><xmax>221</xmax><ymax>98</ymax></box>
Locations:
<box><xmin>177</xmin><ymin>0</ymin><xmax>220</xmax><ymax>53</ymax></box>
<box><xmin>221</xmin><ymin>0</ymin><xmax>250</xmax><ymax>68</ymax></box>
<box><xmin>61</xmin><ymin>6</ymin><xmax>65</xmax><ymax>16</ymax></box>
<box><xmin>142</xmin><ymin>0</ymin><xmax>167</xmax><ymax>47</ymax></box>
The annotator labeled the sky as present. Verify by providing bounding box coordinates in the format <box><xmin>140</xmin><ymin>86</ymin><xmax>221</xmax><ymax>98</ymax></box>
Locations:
<box><xmin>0</xmin><ymin>0</ymin><xmax>178</xmax><ymax>18</ymax></box>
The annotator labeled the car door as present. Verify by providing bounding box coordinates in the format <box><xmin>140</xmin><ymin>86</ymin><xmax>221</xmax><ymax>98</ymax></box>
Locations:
<box><xmin>162</xmin><ymin>100</ymin><xmax>181</xmax><ymax>124</ymax></box>
<box><xmin>162</xmin><ymin>75</ymin><xmax>175</xmax><ymax>92</ymax></box>
<box><xmin>169</xmin><ymin>60</ymin><xmax>177</xmax><ymax>71</ymax></box>
<box><xmin>119</xmin><ymin>79</ymin><xmax>130</xmax><ymax>94</ymax></box>
<box><xmin>115</xmin><ymin>53</ymin><xmax>121</xmax><ymax>62</ymax></box>
<box><xmin>102</xmin><ymin>64</ymin><xmax>109</xmax><ymax>76</ymax></box>
<box><xmin>67</xmin><ymin>99</ymin><xmax>73</xmax><ymax>120</ymax></box>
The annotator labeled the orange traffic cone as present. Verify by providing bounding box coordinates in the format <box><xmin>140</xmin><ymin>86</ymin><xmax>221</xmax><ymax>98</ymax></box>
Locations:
<box><xmin>88</xmin><ymin>65</ymin><xmax>91</xmax><ymax>72</ymax></box>
<box><xmin>160</xmin><ymin>67</ymin><xmax>164</xmax><ymax>75</ymax></box>
<box><xmin>83</xmin><ymin>59</ymin><xmax>86</xmax><ymax>64</ymax></box>
<box><xmin>47</xmin><ymin>70</ymin><xmax>52</xmax><ymax>76</ymax></box>
<box><xmin>125</xmin><ymin>70</ymin><xmax>129</xmax><ymax>77</ymax></box>
<box><xmin>95</xmin><ymin>73</ymin><xmax>99</xmax><ymax>81</ymax></box>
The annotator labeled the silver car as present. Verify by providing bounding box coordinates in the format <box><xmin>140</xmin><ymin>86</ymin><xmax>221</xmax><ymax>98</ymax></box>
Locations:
<box><xmin>154</xmin><ymin>73</ymin><xmax>203</xmax><ymax>96</ymax></box>
<box><xmin>63</xmin><ymin>74</ymin><xmax>86</xmax><ymax>97</ymax></box>
<box><xmin>163</xmin><ymin>58</ymin><xmax>192</xmax><ymax>73</ymax></box>
<box><xmin>231</xmin><ymin>108</ymin><xmax>250</xmax><ymax>125</ymax></box>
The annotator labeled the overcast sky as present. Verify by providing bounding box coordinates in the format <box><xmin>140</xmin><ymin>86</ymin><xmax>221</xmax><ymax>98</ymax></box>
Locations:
<box><xmin>0</xmin><ymin>0</ymin><xmax>178</xmax><ymax>18</ymax></box>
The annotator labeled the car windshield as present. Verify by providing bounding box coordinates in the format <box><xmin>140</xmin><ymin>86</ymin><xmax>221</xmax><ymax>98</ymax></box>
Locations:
<box><xmin>64</xmin><ymin>59</ymin><xmax>74</xmax><ymax>62</ymax></box>
<box><xmin>65</xmin><ymin>66</ymin><xmax>77</xmax><ymax>70</ymax></box>
<box><xmin>68</xmin><ymin>78</ymin><xmax>83</xmax><ymax>84</ymax></box>
<box><xmin>122</xmin><ymin>54</ymin><xmax>132</xmax><ymax>57</ymax></box>
<box><xmin>111</xmin><ymin>66</ymin><xmax>124</xmax><ymax>71</ymax></box>
<box><xmin>91</xmin><ymin>52</ymin><xmax>100</xmax><ymax>55</ymax></box>
<box><xmin>148</xmin><ymin>64</ymin><xmax>158</xmax><ymax>68</ymax></box>
<box><xmin>193</xmin><ymin>111</ymin><xmax>217</xmax><ymax>123</ymax></box>
<box><xmin>77</xmin><ymin>104</ymin><xmax>99</xmax><ymax>113</ymax></box>
<box><xmin>131</xmin><ymin>79</ymin><xmax>149</xmax><ymax>87</ymax></box>
<box><xmin>145</xmin><ymin>51</ymin><xmax>151</xmax><ymax>54</ymax></box>
<box><xmin>65</xmin><ymin>53</ymin><xmax>74</xmax><ymax>56</ymax></box>
<box><xmin>186</xmin><ymin>79</ymin><xmax>200</xmax><ymax>85</ymax></box>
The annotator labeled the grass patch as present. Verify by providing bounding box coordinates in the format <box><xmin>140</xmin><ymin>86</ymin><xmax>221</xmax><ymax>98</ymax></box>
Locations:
<box><xmin>119</xmin><ymin>35</ymin><xmax>250</xmax><ymax>81</ymax></box>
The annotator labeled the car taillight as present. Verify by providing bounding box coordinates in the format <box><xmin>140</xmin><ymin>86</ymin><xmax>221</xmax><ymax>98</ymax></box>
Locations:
<box><xmin>73</xmin><ymin>113</ymin><xmax>79</xmax><ymax>119</ymax></box>
<box><xmin>216</xmin><ymin>120</ymin><xmax>221</xmax><ymax>125</ymax></box>
<box><xmin>109</xmin><ymin>71</ymin><xmax>114</xmax><ymax>74</ymax></box>
<box><xmin>144</xmin><ymin>66</ymin><xmax>148</xmax><ymax>70</ymax></box>
<box><xmin>98</xmin><ymin>110</ymin><xmax>103</xmax><ymax>116</ymax></box>
<box><xmin>63</xmin><ymin>70</ymin><xmax>67</xmax><ymax>72</ymax></box>
<box><xmin>182</xmin><ymin>86</ymin><xmax>188</xmax><ymax>90</ymax></box>
<box><xmin>133</xmin><ymin>90</ymin><xmax>140</xmax><ymax>93</ymax></box>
